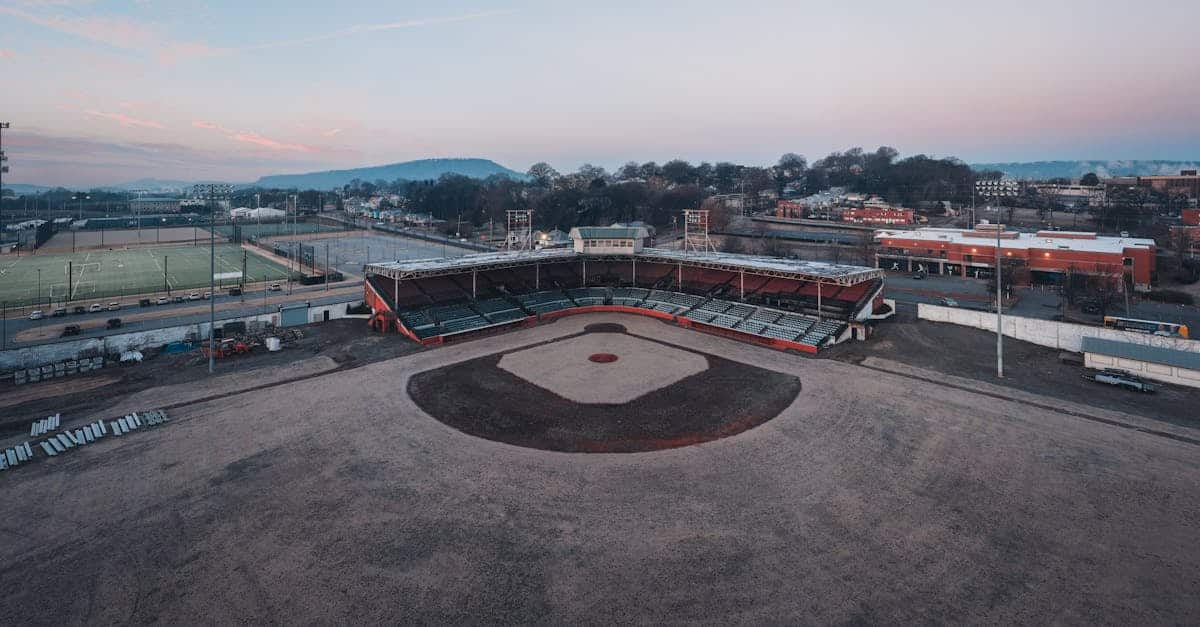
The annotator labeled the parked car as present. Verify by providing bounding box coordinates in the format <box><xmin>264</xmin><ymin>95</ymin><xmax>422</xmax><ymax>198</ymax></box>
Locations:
<box><xmin>188</xmin><ymin>292</ymin><xmax>201</xmax><ymax>300</ymax></box>
<box><xmin>228</xmin><ymin>287</ymin><xmax>242</xmax><ymax>296</ymax></box>
<box><xmin>52</xmin><ymin>307</ymin><xmax>68</xmax><ymax>317</ymax></box>
<box><xmin>107</xmin><ymin>302</ymin><xmax>121</xmax><ymax>311</ymax></box>
<box><xmin>203</xmin><ymin>291</ymin><xmax>213</xmax><ymax>299</ymax></box>
<box><xmin>156</xmin><ymin>296</ymin><xmax>170</xmax><ymax>305</ymax></box>
<box><xmin>62</xmin><ymin>325</ymin><xmax>81</xmax><ymax>336</ymax></box>
<box><xmin>172</xmin><ymin>295</ymin><xmax>185</xmax><ymax>304</ymax></box>
<box><xmin>73</xmin><ymin>306</ymin><xmax>87</xmax><ymax>315</ymax></box>
<box><xmin>1085</xmin><ymin>368</ymin><xmax>1157</xmax><ymax>393</ymax></box>
<box><xmin>88</xmin><ymin>303</ymin><xmax>104</xmax><ymax>313</ymax></box>
<box><xmin>139</xmin><ymin>298</ymin><xmax>152</xmax><ymax>307</ymax></box>
<box><xmin>268</xmin><ymin>283</ymin><xmax>282</xmax><ymax>292</ymax></box>
<box><xmin>939</xmin><ymin>297</ymin><xmax>959</xmax><ymax>307</ymax></box>
<box><xmin>28</xmin><ymin>310</ymin><xmax>44</xmax><ymax>320</ymax></box>
<box><xmin>106</xmin><ymin>318</ymin><xmax>123</xmax><ymax>329</ymax></box>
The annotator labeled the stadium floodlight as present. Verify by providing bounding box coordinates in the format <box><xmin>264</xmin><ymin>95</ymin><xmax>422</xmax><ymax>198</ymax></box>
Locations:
<box><xmin>195</xmin><ymin>184</ymin><xmax>233</xmax><ymax>374</ymax></box>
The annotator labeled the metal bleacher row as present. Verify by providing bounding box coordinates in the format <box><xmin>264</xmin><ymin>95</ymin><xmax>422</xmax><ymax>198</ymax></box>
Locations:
<box><xmin>384</xmin><ymin>277</ymin><xmax>849</xmax><ymax>348</ymax></box>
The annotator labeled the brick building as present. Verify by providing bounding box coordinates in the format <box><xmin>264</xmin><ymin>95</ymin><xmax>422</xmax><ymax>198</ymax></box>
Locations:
<box><xmin>842</xmin><ymin>208</ymin><xmax>913</xmax><ymax>225</ymax></box>
<box><xmin>874</xmin><ymin>225</ymin><xmax>1156</xmax><ymax>290</ymax></box>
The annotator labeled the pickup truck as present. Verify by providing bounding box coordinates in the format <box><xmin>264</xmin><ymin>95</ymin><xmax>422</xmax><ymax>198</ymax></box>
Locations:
<box><xmin>1084</xmin><ymin>368</ymin><xmax>1157</xmax><ymax>393</ymax></box>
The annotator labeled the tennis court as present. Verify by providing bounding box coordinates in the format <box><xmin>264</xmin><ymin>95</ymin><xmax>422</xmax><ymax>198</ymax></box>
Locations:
<box><xmin>0</xmin><ymin>244</ymin><xmax>291</xmax><ymax>308</ymax></box>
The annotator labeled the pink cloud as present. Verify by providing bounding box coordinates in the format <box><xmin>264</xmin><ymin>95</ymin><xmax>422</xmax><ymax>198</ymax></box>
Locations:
<box><xmin>84</xmin><ymin>109</ymin><xmax>167</xmax><ymax>129</ymax></box>
<box><xmin>0</xmin><ymin>48</ymin><xmax>13</xmax><ymax>60</ymax></box>
<box><xmin>322</xmin><ymin>128</ymin><xmax>343</xmax><ymax>137</ymax></box>
<box><xmin>192</xmin><ymin>120</ymin><xmax>221</xmax><ymax>130</ymax></box>
<box><xmin>231</xmin><ymin>131</ymin><xmax>312</xmax><ymax>152</ymax></box>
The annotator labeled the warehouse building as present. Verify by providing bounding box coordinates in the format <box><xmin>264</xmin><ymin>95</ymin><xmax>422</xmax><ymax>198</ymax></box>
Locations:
<box><xmin>875</xmin><ymin>224</ymin><xmax>1156</xmax><ymax>290</ymax></box>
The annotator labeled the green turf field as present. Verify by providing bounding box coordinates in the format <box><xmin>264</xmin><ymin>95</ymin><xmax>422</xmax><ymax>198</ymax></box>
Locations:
<box><xmin>0</xmin><ymin>244</ymin><xmax>292</xmax><ymax>308</ymax></box>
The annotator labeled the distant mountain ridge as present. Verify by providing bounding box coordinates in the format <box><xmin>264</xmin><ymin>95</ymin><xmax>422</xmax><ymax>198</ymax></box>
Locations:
<box><xmin>971</xmin><ymin>160</ymin><xmax>1200</xmax><ymax>180</ymax></box>
<box><xmin>253</xmin><ymin>158</ymin><xmax>525</xmax><ymax>189</ymax></box>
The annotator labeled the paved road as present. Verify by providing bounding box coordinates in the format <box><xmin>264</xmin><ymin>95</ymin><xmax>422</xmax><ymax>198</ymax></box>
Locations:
<box><xmin>1</xmin><ymin>284</ymin><xmax>360</xmax><ymax>348</ymax></box>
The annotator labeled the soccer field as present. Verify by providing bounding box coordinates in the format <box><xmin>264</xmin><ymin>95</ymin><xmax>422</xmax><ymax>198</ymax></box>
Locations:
<box><xmin>0</xmin><ymin>244</ymin><xmax>292</xmax><ymax>308</ymax></box>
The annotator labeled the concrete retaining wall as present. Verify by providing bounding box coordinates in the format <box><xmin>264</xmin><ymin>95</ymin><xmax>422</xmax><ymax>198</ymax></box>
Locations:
<box><xmin>1084</xmin><ymin>352</ymin><xmax>1200</xmax><ymax>389</ymax></box>
<box><xmin>1</xmin><ymin>301</ymin><xmax>362</xmax><ymax>371</ymax></box>
<box><xmin>917</xmin><ymin>304</ymin><xmax>1200</xmax><ymax>354</ymax></box>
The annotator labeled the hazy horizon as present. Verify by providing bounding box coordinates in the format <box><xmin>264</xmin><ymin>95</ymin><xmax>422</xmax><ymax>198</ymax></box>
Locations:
<box><xmin>2</xmin><ymin>0</ymin><xmax>1198</xmax><ymax>186</ymax></box>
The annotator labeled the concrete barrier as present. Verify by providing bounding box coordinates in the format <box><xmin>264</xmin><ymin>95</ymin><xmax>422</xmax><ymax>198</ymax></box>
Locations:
<box><xmin>917</xmin><ymin>303</ymin><xmax>1200</xmax><ymax>354</ymax></box>
<box><xmin>1</xmin><ymin>301</ymin><xmax>363</xmax><ymax>371</ymax></box>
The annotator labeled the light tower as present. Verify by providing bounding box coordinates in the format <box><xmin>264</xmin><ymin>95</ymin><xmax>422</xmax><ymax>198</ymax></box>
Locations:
<box><xmin>505</xmin><ymin>209</ymin><xmax>532</xmax><ymax>251</ymax></box>
<box><xmin>194</xmin><ymin>183</ymin><xmax>233</xmax><ymax>375</ymax></box>
<box><xmin>682</xmin><ymin>209</ymin><xmax>716</xmax><ymax>254</ymax></box>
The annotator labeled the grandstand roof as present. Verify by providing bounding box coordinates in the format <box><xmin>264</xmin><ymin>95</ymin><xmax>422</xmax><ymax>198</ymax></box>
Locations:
<box><xmin>365</xmin><ymin>247</ymin><xmax>883</xmax><ymax>285</ymax></box>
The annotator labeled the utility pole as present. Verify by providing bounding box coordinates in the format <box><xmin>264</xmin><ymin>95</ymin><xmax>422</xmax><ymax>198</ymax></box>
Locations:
<box><xmin>995</xmin><ymin>217</ymin><xmax>1004</xmax><ymax>379</ymax></box>
<box><xmin>0</xmin><ymin>122</ymin><xmax>9</xmax><ymax>242</ymax></box>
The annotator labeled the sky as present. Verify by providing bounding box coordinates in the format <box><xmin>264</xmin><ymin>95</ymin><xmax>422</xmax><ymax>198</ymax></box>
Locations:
<box><xmin>1</xmin><ymin>0</ymin><xmax>1198</xmax><ymax>187</ymax></box>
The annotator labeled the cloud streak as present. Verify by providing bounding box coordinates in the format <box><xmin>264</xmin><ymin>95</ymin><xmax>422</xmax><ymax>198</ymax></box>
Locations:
<box><xmin>194</xmin><ymin>120</ymin><xmax>312</xmax><ymax>152</ymax></box>
<box><xmin>238</xmin><ymin>10</ymin><xmax>514</xmax><ymax>52</ymax></box>
<box><xmin>1</xmin><ymin>5</ymin><xmax>512</xmax><ymax>64</ymax></box>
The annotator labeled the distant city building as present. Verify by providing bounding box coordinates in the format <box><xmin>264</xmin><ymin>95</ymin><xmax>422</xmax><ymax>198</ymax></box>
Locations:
<box><xmin>230</xmin><ymin>207</ymin><xmax>286</xmax><ymax>220</ymax></box>
<box><xmin>1031</xmin><ymin>183</ymin><xmax>1106</xmax><ymax>208</ymax></box>
<box><xmin>875</xmin><ymin>224</ymin><xmax>1156</xmax><ymax>290</ymax></box>
<box><xmin>1105</xmin><ymin>170</ymin><xmax>1200</xmax><ymax>199</ymax></box>
<box><xmin>130</xmin><ymin>197</ymin><xmax>181</xmax><ymax>213</ymax></box>
<box><xmin>842</xmin><ymin>208</ymin><xmax>914</xmax><ymax>225</ymax></box>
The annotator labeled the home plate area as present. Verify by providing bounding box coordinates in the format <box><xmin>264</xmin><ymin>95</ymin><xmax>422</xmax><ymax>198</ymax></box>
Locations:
<box><xmin>407</xmin><ymin>323</ymin><xmax>801</xmax><ymax>453</ymax></box>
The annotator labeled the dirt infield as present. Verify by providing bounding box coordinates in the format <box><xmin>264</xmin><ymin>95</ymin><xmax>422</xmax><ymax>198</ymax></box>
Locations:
<box><xmin>2</xmin><ymin>313</ymin><xmax>1199</xmax><ymax>623</ymax></box>
<box><xmin>410</xmin><ymin>324</ymin><xmax>800</xmax><ymax>452</ymax></box>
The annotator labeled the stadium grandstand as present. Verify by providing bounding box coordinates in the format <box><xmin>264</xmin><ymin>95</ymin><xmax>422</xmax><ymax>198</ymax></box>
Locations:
<box><xmin>363</xmin><ymin>227</ymin><xmax>890</xmax><ymax>353</ymax></box>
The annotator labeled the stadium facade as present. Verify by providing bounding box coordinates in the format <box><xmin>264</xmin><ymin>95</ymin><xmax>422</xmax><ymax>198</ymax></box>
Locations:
<box><xmin>363</xmin><ymin>227</ymin><xmax>890</xmax><ymax>353</ymax></box>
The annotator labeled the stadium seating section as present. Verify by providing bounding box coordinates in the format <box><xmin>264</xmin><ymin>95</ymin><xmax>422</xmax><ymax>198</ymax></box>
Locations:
<box><xmin>369</xmin><ymin>260</ymin><xmax>880</xmax><ymax>349</ymax></box>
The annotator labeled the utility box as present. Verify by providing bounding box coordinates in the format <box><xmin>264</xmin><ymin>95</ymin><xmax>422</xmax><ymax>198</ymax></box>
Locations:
<box><xmin>280</xmin><ymin>304</ymin><xmax>309</xmax><ymax>328</ymax></box>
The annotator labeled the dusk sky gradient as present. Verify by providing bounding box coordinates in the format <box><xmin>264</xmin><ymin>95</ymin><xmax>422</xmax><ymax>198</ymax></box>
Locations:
<box><xmin>1</xmin><ymin>0</ymin><xmax>1198</xmax><ymax>186</ymax></box>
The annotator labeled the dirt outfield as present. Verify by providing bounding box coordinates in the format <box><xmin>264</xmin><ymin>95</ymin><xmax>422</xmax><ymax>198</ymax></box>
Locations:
<box><xmin>1</xmin><ymin>313</ymin><xmax>1198</xmax><ymax>623</ymax></box>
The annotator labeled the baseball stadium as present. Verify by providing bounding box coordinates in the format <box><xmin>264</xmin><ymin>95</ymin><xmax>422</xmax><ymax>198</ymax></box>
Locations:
<box><xmin>363</xmin><ymin>226</ymin><xmax>890</xmax><ymax>353</ymax></box>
